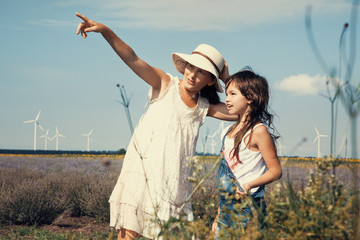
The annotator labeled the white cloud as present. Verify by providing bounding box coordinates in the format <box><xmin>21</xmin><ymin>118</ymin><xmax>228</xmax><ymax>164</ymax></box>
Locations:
<box><xmin>61</xmin><ymin>0</ymin><xmax>351</xmax><ymax>31</ymax></box>
<box><xmin>274</xmin><ymin>74</ymin><xmax>327</xmax><ymax>95</ymax></box>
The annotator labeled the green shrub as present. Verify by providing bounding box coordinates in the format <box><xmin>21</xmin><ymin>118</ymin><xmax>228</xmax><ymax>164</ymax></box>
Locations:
<box><xmin>266</xmin><ymin>159</ymin><xmax>356</xmax><ymax>239</ymax></box>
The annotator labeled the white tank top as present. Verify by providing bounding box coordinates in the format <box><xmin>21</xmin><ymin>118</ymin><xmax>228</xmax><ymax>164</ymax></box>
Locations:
<box><xmin>221</xmin><ymin>123</ymin><xmax>268</xmax><ymax>193</ymax></box>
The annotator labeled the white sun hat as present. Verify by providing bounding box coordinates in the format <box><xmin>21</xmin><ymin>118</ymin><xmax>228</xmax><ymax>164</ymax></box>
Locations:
<box><xmin>172</xmin><ymin>44</ymin><xmax>225</xmax><ymax>92</ymax></box>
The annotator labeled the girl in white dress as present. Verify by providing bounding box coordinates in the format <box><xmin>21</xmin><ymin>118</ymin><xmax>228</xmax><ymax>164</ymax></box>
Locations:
<box><xmin>75</xmin><ymin>13</ymin><xmax>237</xmax><ymax>240</ymax></box>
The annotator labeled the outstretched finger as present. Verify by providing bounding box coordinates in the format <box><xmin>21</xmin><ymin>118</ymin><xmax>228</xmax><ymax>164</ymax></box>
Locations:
<box><xmin>76</xmin><ymin>22</ymin><xmax>84</xmax><ymax>35</ymax></box>
<box><xmin>81</xmin><ymin>28</ymin><xmax>87</xmax><ymax>39</ymax></box>
<box><xmin>75</xmin><ymin>12</ymin><xmax>89</xmax><ymax>22</ymax></box>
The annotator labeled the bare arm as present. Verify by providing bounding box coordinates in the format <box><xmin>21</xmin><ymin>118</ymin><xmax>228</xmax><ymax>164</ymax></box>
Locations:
<box><xmin>75</xmin><ymin>12</ymin><xmax>170</xmax><ymax>94</ymax></box>
<box><xmin>207</xmin><ymin>102</ymin><xmax>239</xmax><ymax>121</ymax></box>
<box><xmin>206</xmin><ymin>62</ymin><xmax>236</xmax><ymax>120</ymax></box>
<box><xmin>239</xmin><ymin>125</ymin><xmax>282</xmax><ymax>194</ymax></box>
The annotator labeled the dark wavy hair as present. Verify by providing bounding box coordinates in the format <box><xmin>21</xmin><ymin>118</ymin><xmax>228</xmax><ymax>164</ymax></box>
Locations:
<box><xmin>225</xmin><ymin>67</ymin><xmax>278</xmax><ymax>163</ymax></box>
<box><xmin>200</xmin><ymin>74</ymin><xmax>220</xmax><ymax>104</ymax></box>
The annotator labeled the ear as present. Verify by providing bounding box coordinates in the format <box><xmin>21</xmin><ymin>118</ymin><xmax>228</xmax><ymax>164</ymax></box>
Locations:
<box><xmin>207</xmin><ymin>75</ymin><xmax>217</xmax><ymax>86</ymax></box>
<box><xmin>207</xmin><ymin>80</ymin><xmax>216</xmax><ymax>87</ymax></box>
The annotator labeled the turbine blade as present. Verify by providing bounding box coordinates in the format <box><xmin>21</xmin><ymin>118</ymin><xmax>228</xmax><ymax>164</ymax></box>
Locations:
<box><xmin>35</xmin><ymin>110</ymin><xmax>41</xmax><ymax>121</ymax></box>
<box><xmin>23</xmin><ymin>120</ymin><xmax>35</xmax><ymax>123</ymax></box>
<box><xmin>314</xmin><ymin>127</ymin><xmax>319</xmax><ymax>135</ymax></box>
<box><xmin>37</xmin><ymin>122</ymin><xmax>44</xmax><ymax>131</ymax></box>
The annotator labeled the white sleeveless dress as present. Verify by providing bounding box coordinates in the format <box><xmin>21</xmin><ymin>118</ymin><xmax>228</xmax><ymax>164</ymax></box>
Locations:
<box><xmin>109</xmin><ymin>74</ymin><xmax>209</xmax><ymax>239</ymax></box>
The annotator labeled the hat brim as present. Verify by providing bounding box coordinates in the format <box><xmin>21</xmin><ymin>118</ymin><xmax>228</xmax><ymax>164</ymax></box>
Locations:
<box><xmin>172</xmin><ymin>53</ymin><xmax>223</xmax><ymax>93</ymax></box>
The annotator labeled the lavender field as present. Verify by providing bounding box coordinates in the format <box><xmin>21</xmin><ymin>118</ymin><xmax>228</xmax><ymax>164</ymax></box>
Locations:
<box><xmin>0</xmin><ymin>154</ymin><xmax>359</xmax><ymax>239</ymax></box>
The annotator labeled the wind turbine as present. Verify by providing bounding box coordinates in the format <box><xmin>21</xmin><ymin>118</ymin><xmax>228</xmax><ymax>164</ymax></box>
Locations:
<box><xmin>276</xmin><ymin>142</ymin><xmax>285</xmax><ymax>156</ymax></box>
<box><xmin>207</xmin><ymin>131</ymin><xmax>218</xmax><ymax>155</ymax></box>
<box><xmin>40</xmin><ymin>129</ymin><xmax>52</xmax><ymax>150</ymax></box>
<box><xmin>201</xmin><ymin>127</ymin><xmax>209</xmax><ymax>154</ymax></box>
<box><xmin>313</xmin><ymin>127</ymin><xmax>328</xmax><ymax>158</ymax></box>
<box><xmin>81</xmin><ymin>129</ymin><xmax>93</xmax><ymax>151</ymax></box>
<box><xmin>23</xmin><ymin>110</ymin><xmax>43</xmax><ymax>150</ymax></box>
<box><xmin>216</xmin><ymin>121</ymin><xmax>226</xmax><ymax>140</ymax></box>
<box><xmin>52</xmin><ymin>126</ymin><xmax>65</xmax><ymax>151</ymax></box>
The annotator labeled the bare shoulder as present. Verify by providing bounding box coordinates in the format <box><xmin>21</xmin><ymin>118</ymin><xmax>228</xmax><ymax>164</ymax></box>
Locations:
<box><xmin>160</xmin><ymin>70</ymin><xmax>171</xmax><ymax>91</ymax></box>
<box><xmin>253</xmin><ymin>124</ymin><xmax>270</xmax><ymax>136</ymax></box>
<box><xmin>155</xmin><ymin>67</ymin><xmax>171</xmax><ymax>87</ymax></box>
<box><xmin>251</xmin><ymin>124</ymin><xmax>274</xmax><ymax>145</ymax></box>
<box><xmin>150</xmin><ymin>69</ymin><xmax>172</xmax><ymax>99</ymax></box>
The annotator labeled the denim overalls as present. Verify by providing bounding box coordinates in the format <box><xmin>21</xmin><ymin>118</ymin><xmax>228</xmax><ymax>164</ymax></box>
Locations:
<box><xmin>215</xmin><ymin>127</ymin><xmax>266</xmax><ymax>235</ymax></box>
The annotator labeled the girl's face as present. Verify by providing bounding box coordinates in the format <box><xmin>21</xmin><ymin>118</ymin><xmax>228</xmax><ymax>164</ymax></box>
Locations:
<box><xmin>225</xmin><ymin>81</ymin><xmax>251</xmax><ymax>116</ymax></box>
<box><xmin>182</xmin><ymin>63</ymin><xmax>215</xmax><ymax>92</ymax></box>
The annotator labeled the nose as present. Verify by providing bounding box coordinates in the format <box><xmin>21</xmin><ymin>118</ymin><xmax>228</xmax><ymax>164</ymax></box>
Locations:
<box><xmin>189</xmin><ymin>68</ymin><xmax>199</xmax><ymax>79</ymax></box>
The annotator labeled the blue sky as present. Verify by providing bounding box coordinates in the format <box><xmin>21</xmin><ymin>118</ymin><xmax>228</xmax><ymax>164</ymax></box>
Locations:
<box><xmin>1</xmin><ymin>0</ymin><xmax>359</xmax><ymax>157</ymax></box>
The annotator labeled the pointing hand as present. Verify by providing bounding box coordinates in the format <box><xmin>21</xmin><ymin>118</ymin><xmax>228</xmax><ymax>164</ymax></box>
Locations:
<box><xmin>76</xmin><ymin>12</ymin><xmax>107</xmax><ymax>39</ymax></box>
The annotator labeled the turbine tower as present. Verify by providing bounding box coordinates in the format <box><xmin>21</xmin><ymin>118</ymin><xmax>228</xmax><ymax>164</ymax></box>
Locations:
<box><xmin>207</xmin><ymin>131</ymin><xmax>218</xmax><ymax>155</ymax></box>
<box><xmin>276</xmin><ymin>142</ymin><xmax>285</xmax><ymax>156</ymax></box>
<box><xmin>313</xmin><ymin>127</ymin><xmax>328</xmax><ymax>158</ymax></box>
<box><xmin>81</xmin><ymin>129</ymin><xmax>93</xmax><ymax>151</ymax></box>
<box><xmin>52</xmin><ymin>126</ymin><xmax>65</xmax><ymax>151</ymax></box>
<box><xmin>23</xmin><ymin>110</ymin><xmax>43</xmax><ymax>150</ymax></box>
<box><xmin>216</xmin><ymin>121</ymin><xmax>226</xmax><ymax>139</ymax></box>
<box><xmin>201</xmin><ymin>127</ymin><xmax>209</xmax><ymax>154</ymax></box>
<box><xmin>40</xmin><ymin>129</ymin><xmax>52</xmax><ymax>150</ymax></box>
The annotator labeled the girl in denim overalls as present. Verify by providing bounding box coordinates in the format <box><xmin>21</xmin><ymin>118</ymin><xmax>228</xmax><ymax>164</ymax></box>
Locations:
<box><xmin>212</xmin><ymin>68</ymin><xmax>282</xmax><ymax>238</ymax></box>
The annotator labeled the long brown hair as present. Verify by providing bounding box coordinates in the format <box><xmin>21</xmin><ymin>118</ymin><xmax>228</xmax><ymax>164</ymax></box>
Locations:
<box><xmin>225</xmin><ymin>67</ymin><xmax>278</xmax><ymax>163</ymax></box>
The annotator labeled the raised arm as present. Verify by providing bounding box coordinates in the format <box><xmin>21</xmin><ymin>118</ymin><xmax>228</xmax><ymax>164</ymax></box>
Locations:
<box><xmin>75</xmin><ymin>12</ymin><xmax>170</xmax><ymax>93</ymax></box>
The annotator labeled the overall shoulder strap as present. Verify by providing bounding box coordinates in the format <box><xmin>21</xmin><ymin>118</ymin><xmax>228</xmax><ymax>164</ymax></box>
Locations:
<box><xmin>221</xmin><ymin>124</ymin><xmax>235</xmax><ymax>151</ymax></box>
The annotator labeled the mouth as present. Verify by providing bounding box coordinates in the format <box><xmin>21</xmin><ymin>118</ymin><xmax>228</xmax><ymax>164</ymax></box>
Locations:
<box><xmin>226</xmin><ymin>104</ymin><xmax>232</xmax><ymax>110</ymax></box>
<box><xmin>187</xmin><ymin>78</ymin><xmax>195</xmax><ymax>86</ymax></box>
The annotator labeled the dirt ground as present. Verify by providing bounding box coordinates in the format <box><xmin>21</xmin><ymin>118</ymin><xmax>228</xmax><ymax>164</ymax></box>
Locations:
<box><xmin>0</xmin><ymin>215</ymin><xmax>114</xmax><ymax>239</ymax></box>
